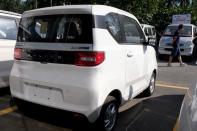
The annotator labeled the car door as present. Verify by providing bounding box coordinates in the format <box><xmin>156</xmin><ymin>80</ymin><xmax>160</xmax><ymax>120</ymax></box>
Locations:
<box><xmin>0</xmin><ymin>17</ymin><xmax>18</xmax><ymax>87</ymax></box>
<box><xmin>120</xmin><ymin>15</ymin><xmax>148</xmax><ymax>98</ymax></box>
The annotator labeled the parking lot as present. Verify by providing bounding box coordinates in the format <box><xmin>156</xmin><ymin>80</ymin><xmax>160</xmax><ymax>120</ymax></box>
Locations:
<box><xmin>0</xmin><ymin>59</ymin><xmax>196</xmax><ymax>131</ymax></box>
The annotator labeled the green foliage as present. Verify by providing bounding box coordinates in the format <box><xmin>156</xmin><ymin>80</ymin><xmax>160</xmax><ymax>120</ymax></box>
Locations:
<box><xmin>0</xmin><ymin>0</ymin><xmax>196</xmax><ymax>32</ymax></box>
<box><xmin>0</xmin><ymin>0</ymin><xmax>22</xmax><ymax>13</ymax></box>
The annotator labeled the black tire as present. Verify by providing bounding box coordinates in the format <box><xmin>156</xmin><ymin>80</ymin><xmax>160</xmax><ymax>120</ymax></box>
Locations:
<box><xmin>13</xmin><ymin>98</ymin><xmax>28</xmax><ymax>114</ymax></box>
<box><xmin>188</xmin><ymin>55</ymin><xmax>194</xmax><ymax>62</ymax></box>
<box><xmin>96</xmin><ymin>96</ymin><xmax>118</xmax><ymax>131</ymax></box>
<box><xmin>9</xmin><ymin>97</ymin><xmax>16</xmax><ymax>106</ymax></box>
<box><xmin>142</xmin><ymin>73</ymin><xmax>156</xmax><ymax>97</ymax></box>
<box><xmin>192</xmin><ymin>45</ymin><xmax>197</xmax><ymax>62</ymax></box>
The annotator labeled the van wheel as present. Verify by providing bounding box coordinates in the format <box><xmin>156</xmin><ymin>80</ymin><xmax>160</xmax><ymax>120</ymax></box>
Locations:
<box><xmin>143</xmin><ymin>73</ymin><xmax>156</xmax><ymax>96</ymax></box>
<box><xmin>192</xmin><ymin>45</ymin><xmax>197</xmax><ymax>61</ymax></box>
<box><xmin>158</xmin><ymin>54</ymin><xmax>163</xmax><ymax>60</ymax></box>
<box><xmin>97</xmin><ymin>96</ymin><xmax>118</xmax><ymax>131</ymax></box>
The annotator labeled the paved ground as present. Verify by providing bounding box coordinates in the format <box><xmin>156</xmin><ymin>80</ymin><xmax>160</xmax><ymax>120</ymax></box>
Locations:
<box><xmin>0</xmin><ymin>60</ymin><xmax>196</xmax><ymax>131</ymax></box>
<box><xmin>157</xmin><ymin>60</ymin><xmax>197</xmax><ymax>87</ymax></box>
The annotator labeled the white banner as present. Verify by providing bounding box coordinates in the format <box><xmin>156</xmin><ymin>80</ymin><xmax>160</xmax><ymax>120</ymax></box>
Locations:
<box><xmin>172</xmin><ymin>14</ymin><xmax>191</xmax><ymax>24</ymax></box>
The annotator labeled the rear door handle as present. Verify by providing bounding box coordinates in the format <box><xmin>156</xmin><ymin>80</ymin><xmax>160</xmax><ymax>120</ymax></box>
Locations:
<box><xmin>127</xmin><ymin>52</ymin><xmax>133</xmax><ymax>57</ymax></box>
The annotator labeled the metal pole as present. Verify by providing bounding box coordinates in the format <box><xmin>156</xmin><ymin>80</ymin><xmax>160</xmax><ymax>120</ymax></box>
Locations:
<box><xmin>50</xmin><ymin>0</ymin><xmax>52</xmax><ymax>6</ymax></box>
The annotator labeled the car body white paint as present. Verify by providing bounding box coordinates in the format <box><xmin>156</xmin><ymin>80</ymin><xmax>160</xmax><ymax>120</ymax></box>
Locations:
<box><xmin>10</xmin><ymin>5</ymin><xmax>157</xmax><ymax>123</ymax></box>
<box><xmin>0</xmin><ymin>10</ymin><xmax>21</xmax><ymax>88</ymax></box>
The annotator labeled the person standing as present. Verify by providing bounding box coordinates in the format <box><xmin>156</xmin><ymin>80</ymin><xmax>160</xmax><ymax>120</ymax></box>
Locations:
<box><xmin>192</xmin><ymin>33</ymin><xmax>197</xmax><ymax>65</ymax></box>
<box><xmin>168</xmin><ymin>24</ymin><xmax>185</xmax><ymax>66</ymax></box>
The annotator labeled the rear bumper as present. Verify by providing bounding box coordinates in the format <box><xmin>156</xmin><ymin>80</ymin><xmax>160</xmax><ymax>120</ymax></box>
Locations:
<box><xmin>10</xmin><ymin>75</ymin><xmax>100</xmax><ymax>123</ymax></box>
<box><xmin>13</xmin><ymin>97</ymin><xmax>89</xmax><ymax>122</ymax></box>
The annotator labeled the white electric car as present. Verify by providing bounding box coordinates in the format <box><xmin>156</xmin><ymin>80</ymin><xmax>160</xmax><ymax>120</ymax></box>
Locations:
<box><xmin>10</xmin><ymin>5</ymin><xmax>157</xmax><ymax>131</ymax></box>
<box><xmin>0</xmin><ymin>10</ymin><xmax>20</xmax><ymax>88</ymax></box>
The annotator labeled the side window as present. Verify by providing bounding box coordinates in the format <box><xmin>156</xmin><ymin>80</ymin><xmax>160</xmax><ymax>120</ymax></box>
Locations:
<box><xmin>193</xmin><ymin>27</ymin><xmax>197</xmax><ymax>37</ymax></box>
<box><xmin>152</xmin><ymin>28</ymin><xmax>156</xmax><ymax>36</ymax></box>
<box><xmin>144</xmin><ymin>28</ymin><xmax>148</xmax><ymax>36</ymax></box>
<box><xmin>148</xmin><ymin>28</ymin><xmax>152</xmax><ymax>36</ymax></box>
<box><xmin>121</xmin><ymin>15</ymin><xmax>144</xmax><ymax>44</ymax></box>
<box><xmin>143</xmin><ymin>28</ymin><xmax>146</xmax><ymax>35</ymax></box>
<box><xmin>0</xmin><ymin>17</ymin><xmax>17</xmax><ymax>40</ymax></box>
<box><xmin>105</xmin><ymin>13</ymin><xmax>122</xmax><ymax>42</ymax></box>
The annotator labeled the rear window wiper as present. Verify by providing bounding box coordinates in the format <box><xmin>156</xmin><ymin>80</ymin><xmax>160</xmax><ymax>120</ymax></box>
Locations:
<box><xmin>19</xmin><ymin>25</ymin><xmax>31</xmax><ymax>35</ymax></box>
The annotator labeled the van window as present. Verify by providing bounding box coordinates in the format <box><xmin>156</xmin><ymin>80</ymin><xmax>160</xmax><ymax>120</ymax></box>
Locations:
<box><xmin>193</xmin><ymin>27</ymin><xmax>197</xmax><ymax>37</ymax></box>
<box><xmin>17</xmin><ymin>15</ymin><xmax>93</xmax><ymax>43</ymax></box>
<box><xmin>105</xmin><ymin>13</ymin><xmax>122</xmax><ymax>43</ymax></box>
<box><xmin>164</xmin><ymin>25</ymin><xmax>192</xmax><ymax>37</ymax></box>
<box><xmin>152</xmin><ymin>28</ymin><xmax>156</xmax><ymax>35</ymax></box>
<box><xmin>121</xmin><ymin>16</ymin><xmax>144</xmax><ymax>44</ymax></box>
<box><xmin>144</xmin><ymin>28</ymin><xmax>149</xmax><ymax>36</ymax></box>
<box><xmin>0</xmin><ymin>18</ymin><xmax>17</xmax><ymax>40</ymax></box>
<box><xmin>148</xmin><ymin>28</ymin><xmax>152</xmax><ymax>36</ymax></box>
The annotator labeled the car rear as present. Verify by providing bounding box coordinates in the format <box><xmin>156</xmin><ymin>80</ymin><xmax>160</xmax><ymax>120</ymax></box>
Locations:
<box><xmin>10</xmin><ymin>6</ymin><xmax>105</xmax><ymax>122</ymax></box>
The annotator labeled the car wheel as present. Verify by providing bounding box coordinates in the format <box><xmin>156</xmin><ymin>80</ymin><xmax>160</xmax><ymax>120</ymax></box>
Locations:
<box><xmin>9</xmin><ymin>98</ymin><xmax>15</xmax><ymax>106</ymax></box>
<box><xmin>13</xmin><ymin>98</ymin><xmax>27</xmax><ymax>113</ymax></box>
<box><xmin>97</xmin><ymin>96</ymin><xmax>118</xmax><ymax>131</ymax></box>
<box><xmin>143</xmin><ymin>73</ymin><xmax>156</xmax><ymax>96</ymax></box>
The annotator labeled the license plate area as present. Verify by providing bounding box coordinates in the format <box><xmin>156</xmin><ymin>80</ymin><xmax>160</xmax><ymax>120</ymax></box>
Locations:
<box><xmin>24</xmin><ymin>82</ymin><xmax>62</xmax><ymax>103</ymax></box>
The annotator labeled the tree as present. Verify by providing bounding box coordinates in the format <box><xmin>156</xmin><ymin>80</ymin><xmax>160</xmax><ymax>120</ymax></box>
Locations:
<box><xmin>0</xmin><ymin>0</ymin><xmax>196</xmax><ymax>32</ymax></box>
<box><xmin>180</xmin><ymin>0</ymin><xmax>190</xmax><ymax>7</ymax></box>
<box><xmin>0</xmin><ymin>0</ymin><xmax>22</xmax><ymax>13</ymax></box>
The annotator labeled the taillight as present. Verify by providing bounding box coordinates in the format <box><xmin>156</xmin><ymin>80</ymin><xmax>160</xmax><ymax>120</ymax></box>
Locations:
<box><xmin>75</xmin><ymin>52</ymin><xmax>105</xmax><ymax>66</ymax></box>
<box><xmin>14</xmin><ymin>48</ymin><xmax>22</xmax><ymax>60</ymax></box>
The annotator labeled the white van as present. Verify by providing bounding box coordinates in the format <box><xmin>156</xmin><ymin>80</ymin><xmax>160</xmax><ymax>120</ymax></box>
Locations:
<box><xmin>10</xmin><ymin>5</ymin><xmax>157</xmax><ymax>131</ymax></box>
<box><xmin>158</xmin><ymin>24</ymin><xmax>196</xmax><ymax>59</ymax></box>
<box><xmin>0</xmin><ymin>10</ymin><xmax>20</xmax><ymax>88</ymax></box>
<box><xmin>141</xmin><ymin>24</ymin><xmax>157</xmax><ymax>46</ymax></box>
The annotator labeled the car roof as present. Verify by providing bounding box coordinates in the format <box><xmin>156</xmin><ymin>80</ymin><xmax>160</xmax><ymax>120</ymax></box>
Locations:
<box><xmin>22</xmin><ymin>5</ymin><xmax>138</xmax><ymax>21</ymax></box>
<box><xmin>0</xmin><ymin>10</ymin><xmax>21</xmax><ymax>18</ymax></box>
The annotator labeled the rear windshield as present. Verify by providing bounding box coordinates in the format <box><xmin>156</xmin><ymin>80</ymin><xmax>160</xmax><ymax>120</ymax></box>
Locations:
<box><xmin>0</xmin><ymin>18</ymin><xmax>18</xmax><ymax>40</ymax></box>
<box><xmin>17</xmin><ymin>14</ymin><xmax>93</xmax><ymax>43</ymax></box>
<box><xmin>164</xmin><ymin>25</ymin><xmax>192</xmax><ymax>37</ymax></box>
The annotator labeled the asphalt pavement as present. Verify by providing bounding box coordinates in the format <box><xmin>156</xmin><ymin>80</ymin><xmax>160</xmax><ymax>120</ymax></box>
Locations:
<box><xmin>0</xmin><ymin>60</ymin><xmax>196</xmax><ymax>131</ymax></box>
